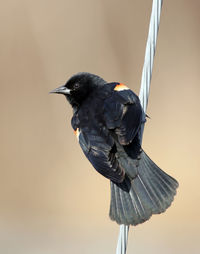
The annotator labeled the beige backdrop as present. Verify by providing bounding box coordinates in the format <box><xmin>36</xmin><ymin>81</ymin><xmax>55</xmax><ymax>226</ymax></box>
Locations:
<box><xmin>0</xmin><ymin>0</ymin><xmax>199</xmax><ymax>253</ymax></box>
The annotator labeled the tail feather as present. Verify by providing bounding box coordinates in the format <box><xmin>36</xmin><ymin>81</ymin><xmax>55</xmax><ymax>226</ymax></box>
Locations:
<box><xmin>110</xmin><ymin>183</ymin><xmax>117</xmax><ymax>221</ymax></box>
<box><xmin>141</xmin><ymin>163</ymin><xmax>170</xmax><ymax>212</ymax></box>
<box><xmin>119</xmin><ymin>181</ymin><xmax>137</xmax><ymax>224</ymax></box>
<box><xmin>143</xmin><ymin>153</ymin><xmax>177</xmax><ymax>205</ymax></box>
<box><xmin>115</xmin><ymin>183</ymin><xmax>126</xmax><ymax>223</ymax></box>
<box><xmin>109</xmin><ymin>150</ymin><xmax>178</xmax><ymax>225</ymax></box>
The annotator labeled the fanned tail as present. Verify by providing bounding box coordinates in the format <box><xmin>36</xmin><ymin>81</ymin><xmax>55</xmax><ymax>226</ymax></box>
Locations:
<box><xmin>109</xmin><ymin>151</ymin><xmax>179</xmax><ymax>225</ymax></box>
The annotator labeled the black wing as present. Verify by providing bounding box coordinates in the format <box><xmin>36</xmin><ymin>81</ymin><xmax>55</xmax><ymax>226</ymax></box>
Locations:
<box><xmin>104</xmin><ymin>84</ymin><xmax>143</xmax><ymax>145</ymax></box>
<box><xmin>71</xmin><ymin>83</ymin><xmax>143</xmax><ymax>183</ymax></box>
<box><xmin>72</xmin><ymin>112</ymin><xmax>125</xmax><ymax>183</ymax></box>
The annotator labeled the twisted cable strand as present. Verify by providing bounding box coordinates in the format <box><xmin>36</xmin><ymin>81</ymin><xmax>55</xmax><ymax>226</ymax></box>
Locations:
<box><xmin>116</xmin><ymin>1</ymin><xmax>163</xmax><ymax>253</ymax></box>
<box><xmin>139</xmin><ymin>0</ymin><xmax>163</xmax><ymax>112</ymax></box>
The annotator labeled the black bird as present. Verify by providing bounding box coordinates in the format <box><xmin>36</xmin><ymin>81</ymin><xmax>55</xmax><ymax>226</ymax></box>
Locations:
<box><xmin>50</xmin><ymin>72</ymin><xmax>178</xmax><ymax>226</ymax></box>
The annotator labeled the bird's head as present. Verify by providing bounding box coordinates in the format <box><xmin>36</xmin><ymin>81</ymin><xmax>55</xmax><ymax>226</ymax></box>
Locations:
<box><xmin>50</xmin><ymin>72</ymin><xmax>106</xmax><ymax>108</ymax></box>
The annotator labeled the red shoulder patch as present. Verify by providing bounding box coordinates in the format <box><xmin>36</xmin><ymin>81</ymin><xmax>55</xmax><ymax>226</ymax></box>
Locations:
<box><xmin>114</xmin><ymin>83</ymin><xmax>129</xmax><ymax>91</ymax></box>
<box><xmin>74</xmin><ymin>128</ymin><xmax>80</xmax><ymax>140</ymax></box>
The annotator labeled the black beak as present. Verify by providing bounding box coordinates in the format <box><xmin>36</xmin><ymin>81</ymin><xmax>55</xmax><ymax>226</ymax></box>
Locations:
<box><xmin>49</xmin><ymin>85</ymin><xmax>71</xmax><ymax>95</ymax></box>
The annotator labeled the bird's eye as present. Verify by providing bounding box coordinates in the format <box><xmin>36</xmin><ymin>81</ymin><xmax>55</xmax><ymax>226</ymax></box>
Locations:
<box><xmin>74</xmin><ymin>83</ymin><xmax>80</xmax><ymax>90</ymax></box>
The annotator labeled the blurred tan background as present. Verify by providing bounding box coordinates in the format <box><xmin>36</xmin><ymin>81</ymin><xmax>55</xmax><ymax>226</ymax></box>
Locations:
<box><xmin>0</xmin><ymin>0</ymin><xmax>199</xmax><ymax>253</ymax></box>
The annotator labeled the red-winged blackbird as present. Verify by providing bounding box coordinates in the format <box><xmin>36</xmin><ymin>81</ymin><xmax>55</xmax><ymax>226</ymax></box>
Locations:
<box><xmin>50</xmin><ymin>72</ymin><xmax>178</xmax><ymax>225</ymax></box>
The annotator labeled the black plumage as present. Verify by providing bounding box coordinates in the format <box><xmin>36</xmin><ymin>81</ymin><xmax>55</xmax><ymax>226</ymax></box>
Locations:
<box><xmin>50</xmin><ymin>72</ymin><xmax>178</xmax><ymax>225</ymax></box>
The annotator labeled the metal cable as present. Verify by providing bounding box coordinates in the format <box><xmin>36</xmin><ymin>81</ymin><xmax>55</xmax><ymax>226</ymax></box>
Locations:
<box><xmin>116</xmin><ymin>1</ymin><xmax>163</xmax><ymax>253</ymax></box>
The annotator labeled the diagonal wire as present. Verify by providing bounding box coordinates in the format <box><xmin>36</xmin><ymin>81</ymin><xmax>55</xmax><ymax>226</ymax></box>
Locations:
<box><xmin>116</xmin><ymin>1</ymin><xmax>163</xmax><ymax>253</ymax></box>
